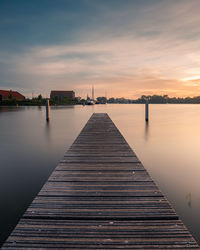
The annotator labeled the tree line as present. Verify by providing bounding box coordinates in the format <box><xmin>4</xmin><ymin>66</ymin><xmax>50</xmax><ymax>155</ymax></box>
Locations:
<box><xmin>97</xmin><ymin>95</ymin><xmax>200</xmax><ymax>104</ymax></box>
<box><xmin>2</xmin><ymin>94</ymin><xmax>200</xmax><ymax>106</ymax></box>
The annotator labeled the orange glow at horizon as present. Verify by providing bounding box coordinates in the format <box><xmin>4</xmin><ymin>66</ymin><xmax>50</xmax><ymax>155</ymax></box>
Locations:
<box><xmin>2</xmin><ymin>0</ymin><xmax>200</xmax><ymax>99</ymax></box>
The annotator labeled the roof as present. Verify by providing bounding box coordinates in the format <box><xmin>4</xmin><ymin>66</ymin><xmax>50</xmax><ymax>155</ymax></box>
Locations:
<box><xmin>51</xmin><ymin>90</ymin><xmax>75</xmax><ymax>94</ymax></box>
<box><xmin>0</xmin><ymin>90</ymin><xmax>25</xmax><ymax>99</ymax></box>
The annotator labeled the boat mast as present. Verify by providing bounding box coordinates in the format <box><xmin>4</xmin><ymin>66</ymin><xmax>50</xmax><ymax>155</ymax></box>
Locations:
<box><xmin>92</xmin><ymin>85</ymin><xmax>94</xmax><ymax>100</ymax></box>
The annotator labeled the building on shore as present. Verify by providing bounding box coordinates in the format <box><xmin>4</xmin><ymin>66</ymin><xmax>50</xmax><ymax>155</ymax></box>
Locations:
<box><xmin>0</xmin><ymin>90</ymin><xmax>25</xmax><ymax>101</ymax></box>
<box><xmin>50</xmin><ymin>90</ymin><xmax>75</xmax><ymax>100</ymax></box>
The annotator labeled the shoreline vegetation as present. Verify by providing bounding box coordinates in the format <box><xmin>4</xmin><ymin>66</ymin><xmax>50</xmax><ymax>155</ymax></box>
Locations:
<box><xmin>2</xmin><ymin>94</ymin><xmax>200</xmax><ymax>106</ymax></box>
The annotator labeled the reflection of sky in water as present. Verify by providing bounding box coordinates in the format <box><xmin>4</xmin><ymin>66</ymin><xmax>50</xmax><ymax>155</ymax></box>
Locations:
<box><xmin>0</xmin><ymin>104</ymin><xmax>200</xmax><ymax>245</ymax></box>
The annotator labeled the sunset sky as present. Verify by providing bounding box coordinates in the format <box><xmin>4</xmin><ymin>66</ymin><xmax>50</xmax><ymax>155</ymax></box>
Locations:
<box><xmin>1</xmin><ymin>0</ymin><xmax>200</xmax><ymax>98</ymax></box>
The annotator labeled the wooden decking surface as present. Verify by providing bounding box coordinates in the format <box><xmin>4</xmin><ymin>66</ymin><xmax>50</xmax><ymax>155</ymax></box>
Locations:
<box><xmin>3</xmin><ymin>113</ymin><xmax>199</xmax><ymax>249</ymax></box>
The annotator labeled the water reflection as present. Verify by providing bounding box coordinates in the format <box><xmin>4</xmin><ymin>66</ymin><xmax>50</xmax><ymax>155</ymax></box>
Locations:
<box><xmin>0</xmin><ymin>106</ymin><xmax>24</xmax><ymax>113</ymax></box>
<box><xmin>45</xmin><ymin>121</ymin><xmax>51</xmax><ymax>143</ymax></box>
<box><xmin>50</xmin><ymin>105</ymin><xmax>75</xmax><ymax>110</ymax></box>
<box><xmin>0</xmin><ymin>104</ymin><xmax>200</xmax><ymax>245</ymax></box>
<box><xmin>144</xmin><ymin>121</ymin><xmax>149</xmax><ymax>141</ymax></box>
<box><xmin>186</xmin><ymin>192</ymin><xmax>192</xmax><ymax>208</ymax></box>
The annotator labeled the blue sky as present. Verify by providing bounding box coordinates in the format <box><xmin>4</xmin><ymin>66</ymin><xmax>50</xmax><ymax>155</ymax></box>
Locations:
<box><xmin>1</xmin><ymin>0</ymin><xmax>200</xmax><ymax>98</ymax></box>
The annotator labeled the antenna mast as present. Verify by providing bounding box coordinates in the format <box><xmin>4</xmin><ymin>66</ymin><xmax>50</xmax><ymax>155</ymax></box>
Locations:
<box><xmin>92</xmin><ymin>85</ymin><xmax>94</xmax><ymax>100</ymax></box>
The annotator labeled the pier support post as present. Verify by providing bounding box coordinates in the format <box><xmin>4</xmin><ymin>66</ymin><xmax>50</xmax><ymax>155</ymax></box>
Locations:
<box><xmin>145</xmin><ymin>100</ymin><xmax>149</xmax><ymax>122</ymax></box>
<box><xmin>46</xmin><ymin>99</ymin><xmax>50</xmax><ymax>122</ymax></box>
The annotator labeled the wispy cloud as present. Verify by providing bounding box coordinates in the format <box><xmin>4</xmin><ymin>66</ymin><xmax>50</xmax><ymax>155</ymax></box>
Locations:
<box><xmin>1</xmin><ymin>0</ymin><xmax>200</xmax><ymax>97</ymax></box>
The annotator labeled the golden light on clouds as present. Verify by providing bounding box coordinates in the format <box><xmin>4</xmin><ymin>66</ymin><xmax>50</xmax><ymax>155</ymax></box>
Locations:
<box><xmin>1</xmin><ymin>0</ymin><xmax>200</xmax><ymax>98</ymax></box>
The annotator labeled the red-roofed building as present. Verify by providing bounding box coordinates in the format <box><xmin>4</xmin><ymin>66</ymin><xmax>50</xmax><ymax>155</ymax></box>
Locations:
<box><xmin>0</xmin><ymin>90</ymin><xmax>25</xmax><ymax>101</ymax></box>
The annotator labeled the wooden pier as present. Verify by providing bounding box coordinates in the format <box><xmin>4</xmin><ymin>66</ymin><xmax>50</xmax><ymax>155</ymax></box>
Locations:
<box><xmin>3</xmin><ymin>113</ymin><xmax>199</xmax><ymax>249</ymax></box>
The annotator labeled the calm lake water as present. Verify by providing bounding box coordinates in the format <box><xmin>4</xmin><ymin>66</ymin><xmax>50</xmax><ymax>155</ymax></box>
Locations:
<box><xmin>0</xmin><ymin>104</ymin><xmax>200</xmax><ymax>245</ymax></box>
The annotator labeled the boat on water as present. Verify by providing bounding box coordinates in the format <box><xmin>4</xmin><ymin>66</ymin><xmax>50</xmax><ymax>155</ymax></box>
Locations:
<box><xmin>85</xmin><ymin>89</ymin><xmax>95</xmax><ymax>105</ymax></box>
<box><xmin>85</xmin><ymin>99</ymin><xmax>95</xmax><ymax>105</ymax></box>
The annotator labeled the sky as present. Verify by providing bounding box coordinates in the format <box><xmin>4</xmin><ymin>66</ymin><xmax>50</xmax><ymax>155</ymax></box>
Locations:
<box><xmin>1</xmin><ymin>0</ymin><xmax>200</xmax><ymax>99</ymax></box>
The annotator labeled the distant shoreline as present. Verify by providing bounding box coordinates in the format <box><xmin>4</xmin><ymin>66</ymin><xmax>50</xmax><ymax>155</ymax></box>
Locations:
<box><xmin>2</xmin><ymin>94</ymin><xmax>200</xmax><ymax>105</ymax></box>
<box><xmin>2</xmin><ymin>103</ymin><xmax>200</xmax><ymax>107</ymax></box>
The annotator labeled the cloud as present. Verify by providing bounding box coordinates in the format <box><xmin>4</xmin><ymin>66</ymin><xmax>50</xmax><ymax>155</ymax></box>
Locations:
<box><xmin>1</xmin><ymin>0</ymin><xmax>200</xmax><ymax>98</ymax></box>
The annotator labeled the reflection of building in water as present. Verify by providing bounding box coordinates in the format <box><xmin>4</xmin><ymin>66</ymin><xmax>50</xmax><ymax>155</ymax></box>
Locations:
<box><xmin>186</xmin><ymin>192</ymin><xmax>192</xmax><ymax>207</ymax></box>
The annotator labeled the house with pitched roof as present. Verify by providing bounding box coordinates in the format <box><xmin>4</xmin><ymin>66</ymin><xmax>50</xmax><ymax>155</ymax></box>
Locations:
<box><xmin>0</xmin><ymin>90</ymin><xmax>25</xmax><ymax>102</ymax></box>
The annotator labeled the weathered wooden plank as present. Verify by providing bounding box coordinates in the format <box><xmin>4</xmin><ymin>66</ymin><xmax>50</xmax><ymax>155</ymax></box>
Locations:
<box><xmin>2</xmin><ymin>113</ymin><xmax>199</xmax><ymax>249</ymax></box>
<box><xmin>41</xmin><ymin>184</ymin><xmax>158</xmax><ymax>190</ymax></box>
<box><xmin>61</xmin><ymin>156</ymin><xmax>140</xmax><ymax>163</ymax></box>
<box><xmin>55</xmin><ymin>162</ymin><xmax>145</xmax><ymax>171</ymax></box>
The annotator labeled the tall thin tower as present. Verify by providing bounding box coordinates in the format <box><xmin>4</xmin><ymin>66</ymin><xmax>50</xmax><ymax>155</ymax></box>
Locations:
<box><xmin>92</xmin><ymin>85</ymin><xmax>94</xmax><ymax>100</ymax></box>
